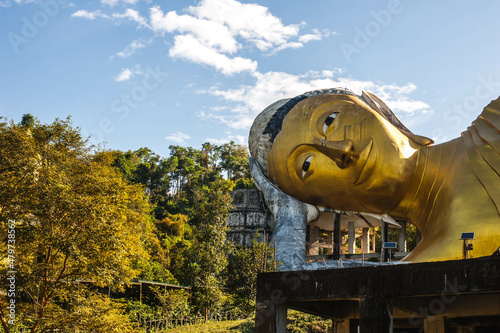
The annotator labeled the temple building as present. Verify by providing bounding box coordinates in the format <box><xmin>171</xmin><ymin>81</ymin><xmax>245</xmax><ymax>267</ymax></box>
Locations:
<box><xmin>226</xmin><ymin>189</ymin><xmax>411</xmax><ymax>262</ymax></box>
<box><xmin>226</xmin><ymin>189</ymin><xmax>272</xmax><ymax>247</ymax></box>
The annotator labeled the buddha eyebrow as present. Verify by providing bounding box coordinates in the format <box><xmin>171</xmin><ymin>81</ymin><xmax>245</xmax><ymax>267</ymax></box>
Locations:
<box><xmin>263</xmin><ymin>95</ymin><xmax>308</xmax><ymax>143</ymax></box>
<box><xmin>263</xmin><ymin>88</ymin><xmax>357</xmax><ymax>144</ymax></box>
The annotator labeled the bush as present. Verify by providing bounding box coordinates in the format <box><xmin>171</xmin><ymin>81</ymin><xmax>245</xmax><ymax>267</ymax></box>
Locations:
<box><xmin>287</xmin><ymin>310</ymin><xmax>332</xmax><ymax>333</ymax></box>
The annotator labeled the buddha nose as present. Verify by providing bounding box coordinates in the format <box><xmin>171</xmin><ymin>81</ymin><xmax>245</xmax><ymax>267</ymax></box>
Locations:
<box><xmin>317</xmin><ymin>139</ymin><xmax>354</xmax><ymax>169</ymax></box>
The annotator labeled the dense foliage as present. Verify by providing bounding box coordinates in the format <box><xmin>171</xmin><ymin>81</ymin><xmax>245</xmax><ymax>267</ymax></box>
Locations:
<box><xmin>111</xmin><ymin>142</ymin><xmax>253</xmax><ymax>220</ymax></box>
<box><xmin>0</xmin><ymin>116</ymin><xmax>147</xmax><ymax>332</ymax></box>
<box><xmin>0</xmin><ymin>115</ymin><xmax>265</xmax><ymax>332</ymax></box>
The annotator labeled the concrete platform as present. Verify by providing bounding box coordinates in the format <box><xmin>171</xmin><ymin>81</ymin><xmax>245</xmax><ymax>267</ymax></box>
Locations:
<box><xmin>255</xmin><ymin>256</ymin><xmax>500</xmax><ymax>332</ymax></box>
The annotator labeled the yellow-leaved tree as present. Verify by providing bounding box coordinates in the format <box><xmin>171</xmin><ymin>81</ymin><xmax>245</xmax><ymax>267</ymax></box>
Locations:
<box><xmin>0</xmin><ymin>115</ymin><xmax>151</xmax><ymax>332</ymax></box>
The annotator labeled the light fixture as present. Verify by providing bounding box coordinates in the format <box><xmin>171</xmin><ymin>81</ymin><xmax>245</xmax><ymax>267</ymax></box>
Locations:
<box><xmin>380</xmin><ymin>242</ymin><xmax>398</xmax><ymax>263</ymax></box>
<box><xmin>460</xmin><ymin>232</ymin><xmax>475</xmax><ymax>259</ymax></box>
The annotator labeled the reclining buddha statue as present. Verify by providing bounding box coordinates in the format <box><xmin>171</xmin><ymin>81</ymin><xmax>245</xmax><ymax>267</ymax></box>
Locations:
<box><xmin>248</xmin><ymin>88</ymin><xmax>500</xmax><ymax>263</ymax></box>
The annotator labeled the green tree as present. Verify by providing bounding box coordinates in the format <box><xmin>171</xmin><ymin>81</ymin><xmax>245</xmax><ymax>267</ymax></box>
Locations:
<box><xmin>183</xmin><ymin>179</ymin><xmax>234</xmax><ymax>322</ymax></box>
<box><xmin>200</xmin><ymin>142</ymin><xmax>220</xmax><ymax>171</ymax></box>
<box><xmin>110</xmin><ymin>143</ymin><xmax>253</xmax><ymax>218</ymax></box>
<box><xmin>43</xmin><ymin>289</ymin><xmax>138</xmax><ymax>332</ymax></box>
<box><xmin>155</xmin><ymin>213</ymin><xmax>191</xmax><ymax>269</ymax></box>
<box><xmin>19</xmin><ymin>114</ymin><xmax>35</xmax><ymax>129</ymax></box>
<box><xmin>0</xmin><ymin>117</ymin><xmax>150</xmax><ymax>332</ymax></box>
<box><xmin>150</xmin><ymin>287</ymin><xmax>190</xmax><ymax>320</ymax></box>
<box><xmin>111</xmin><ymin>148</ymin><xmax>176</xmax><ymax>220</ymax></box>
<box><xmin>217</xmin><ymin>141</ymin><xmax>251</xmax><ymax>180</ymax></box>
<box><xmin>168</xmin><ymin>145</ymin><xmax>201</xmax><ymax>200</ymax></box>
<box><xmin>226</xmin><ymin>234</ymin><xmax>276</xmax><ymax>317</ymax></box>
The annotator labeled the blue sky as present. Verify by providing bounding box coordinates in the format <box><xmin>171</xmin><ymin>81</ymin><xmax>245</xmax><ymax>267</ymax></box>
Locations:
<box><xmin>2</xmin><ymin>0</ymin><xmax>500</xmax><ymax>157</ymax></box>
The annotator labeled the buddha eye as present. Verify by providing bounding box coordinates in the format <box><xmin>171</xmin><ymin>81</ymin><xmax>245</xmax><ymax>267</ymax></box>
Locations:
<box><xmin>302</xmin><ymin>156</ymin><xmax>313</xmax><ymax>178</ymax></box>
<box><xmin>323</xmin><ymin>112</ymin><xmax>339</xmax><ymax>134</ymax></box>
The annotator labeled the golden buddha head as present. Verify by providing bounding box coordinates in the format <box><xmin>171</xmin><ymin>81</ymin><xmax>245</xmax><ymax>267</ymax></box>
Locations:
<box><xmin>249</xmin><ymin>88</ymin><xmax>433</xmax><ymax>214</ymax></box>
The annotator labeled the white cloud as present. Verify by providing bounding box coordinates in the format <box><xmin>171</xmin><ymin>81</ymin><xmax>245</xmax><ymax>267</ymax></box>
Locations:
<box><xmin>270</xmin><ymin>41</ymin><xmax>303</xmax><ymax>54</ymax></box>
<box><xmin>169</xmin><ymin>34</ymin><xmax>257</xmax><ymax>75</ymax></box>
<box><xmin>71</xmin><ymin>10</ymin><xmax>109</xmax><ymax>20</ymax></box>
<box><xmin>150</xmin><ymin>6</ymin><xmax>238</xmax><ymax>54</ymax></box>
<box><xmin>113</xmin><ymin>65</ymin><xmax>146</xmax><ymax>81</ymax></box>
<box><xmin>72</xmin><ymin>1</ymin><xmax>336</xmax><ymax>78</ymax></box>
<box><xmin>73</xmin><ymin>8</ymin><xmax>148</xmax><ymax>28</ymax></box>
<box><xmin>112</xmin><ymin>8</ymin><xmax>149</xmax><ymax>28</ymax></box>
<box><xmin>200</xmin><ymin>109</ymin><xmax>254</xmax><ymax>130</ymax></box>
<box><xmin>6</xmin><ymin>0</ymin><xmax>36</xmax><ymax>5</ymax></box>
<box><xmin>299</xmin><ymin>29</ymin><xmax>333</xmax><ymax>43</ymax></box>
<box><xmin>111</xmin><ymin>39</ymin><xmax>146</xmax><ymax>59</ymax></box>
<box><xmin>115</xmin><ymin>68</ymin><xmax>133</xmax><ymax>82</ymax></box>
<box><xmin>205</xmin><ymin>135</ymin><xmax>246</xmax><ymax>145</ymax></box>
<box><xmin>233</xmin><ymin>135</ymin><xmax>246</xmax><ymax>144</ymax></box>
<box><xmin>187</xmin><ymin>0</ymin><xmax>300</xmax><ymax>52</ymax></box>
<box><xmin>205</xmin><ymin>137</ymin><xmax>229</xmax><ymax>145</ymax></box>
<box><xmin>165</xmin><ymin>132</ymin><xmax>191</xmax><ymax>144</ymax></box>
<box><xmin>203</xmin><ymin>70</ymin><xmax>431</xmax><ymax>130</ymax></box>
<box><xmin>299</xmin><ymin>34</ymin><xmax>321</xmax><ymax>43</ymax></box>
<box><xmin>147</xmin><ymin>0</ymin><xmax>329</xmax><ymax>76</ymax></box>
<box><xmin>101</xmin><ymin>0</ymin><xmax>140</xmax><ymax>6</ymax></box>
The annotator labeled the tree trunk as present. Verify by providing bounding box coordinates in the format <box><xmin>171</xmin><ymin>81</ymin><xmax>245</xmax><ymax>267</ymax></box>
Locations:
<box><xmin>0</xmin><ymin>305</ymin><xmax>12</xmax><ymax>333</ymax></box>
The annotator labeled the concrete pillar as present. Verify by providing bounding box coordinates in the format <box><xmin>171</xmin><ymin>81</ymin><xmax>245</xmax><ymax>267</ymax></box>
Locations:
<box><xmin>456</xmin><ymin>327</ymin><xmax>475</xmax><ymax>333</ymax></box>
<box><xmin>371</xmin><ymin>228</ymin><xmax>376</xmax><ymax>253</ymax></box>
<box><xmin>348</xmin><ymin>222</ymin><xmax>355</xmax><ymax>254</ymax></box>
<box><xmin>309</xmin><ymin>226</ymin><xmax>319</xmax><ymax>255</ymax></box>
<box><xmin>333</xmin><ymin>318</ymin><xmax>350</xmax><ymax>333</ymax></box>
<box><xmin>276</xmin><ymin>304</ymin><xmax>287</xmax><ymax>333</ymax></box>
<box><xmin>398</xmin><ymin>221</ymin><xmax>407</xmax><ymax>252</ymax></box>
<box><xmin>424</xmin><ymin>316</ymin><xmax>445</xmax><ymax>333</ymax></box>
<box><xmin>382</xmin><ymin>222</ymin><xmax>389</xmax><ymax>262</ymax></box>
<box><xmin>359</xmin><ymin>295</ymin><xmax>392</xmax><ymax>333</ymax></box>
<box><xmin>328</xmin><ymin>230</ymin><xmax>334</xmax><ymax>255</ymax></box>
<box><xmin>255</xmin><ymin>300</ymin><xmax>276</xmax><ymax>333</ymax></box>
<box><xmin>362</xmin><ymin>227</ymin><xmax>369</xmax><ymax>253</ymax></box>
<box><xmin>333</xmin><ymin>213</ymin><xmax>341</xmax><ymax>259</ymax></box>
<box><xmin>255</xmin><ymin>300</ymin><xmax>287</xmax><ymax>333</ymax></box>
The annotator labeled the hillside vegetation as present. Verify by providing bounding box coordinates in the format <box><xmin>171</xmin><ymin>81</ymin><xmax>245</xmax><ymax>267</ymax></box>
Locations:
<box><xmin>0</xmin><ymin>115</ymin><xmax>277</xmax><ymax>333</ymax></box>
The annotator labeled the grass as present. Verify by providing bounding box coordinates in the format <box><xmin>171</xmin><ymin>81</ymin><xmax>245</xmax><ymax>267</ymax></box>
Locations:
<box><xmin>287</xmin><ymin>310</ymin><xmax>332</xmax><ymax>332</ymax></box>
<box><xmin>160</xmin><ymin>310</ymin><xmax>332</xmax><ymax>332</ymax></box>
<box><xmin>161</xmin><ymin>318</ymin><xmax>253</xmax><ymax>332</ymax></box>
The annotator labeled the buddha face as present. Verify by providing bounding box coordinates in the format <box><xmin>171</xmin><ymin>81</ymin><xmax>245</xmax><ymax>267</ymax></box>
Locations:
<box><xmin>267</xmin><ymin>94</ymin><xmax>419</xmax><ymax>213</ymax></box>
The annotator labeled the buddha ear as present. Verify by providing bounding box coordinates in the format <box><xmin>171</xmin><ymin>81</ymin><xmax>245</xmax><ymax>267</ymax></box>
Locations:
<box><xmin>361</xmin><ymin>91</ymin><xmax>434</xmax><ymax>146</ymax></box>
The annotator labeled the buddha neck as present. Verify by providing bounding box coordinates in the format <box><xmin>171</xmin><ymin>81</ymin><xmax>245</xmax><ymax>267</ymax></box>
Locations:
<box><xmin>390</xmin><ymin>138</ymin><xmax>460</xmax><ymax>232</ymax></box>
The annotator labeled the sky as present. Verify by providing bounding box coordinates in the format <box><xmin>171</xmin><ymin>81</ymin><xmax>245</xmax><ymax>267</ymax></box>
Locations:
<box><xmin>2</xmin><ymin>0</ymin><xmax>500</xmax><ymax>157</ymax></box>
